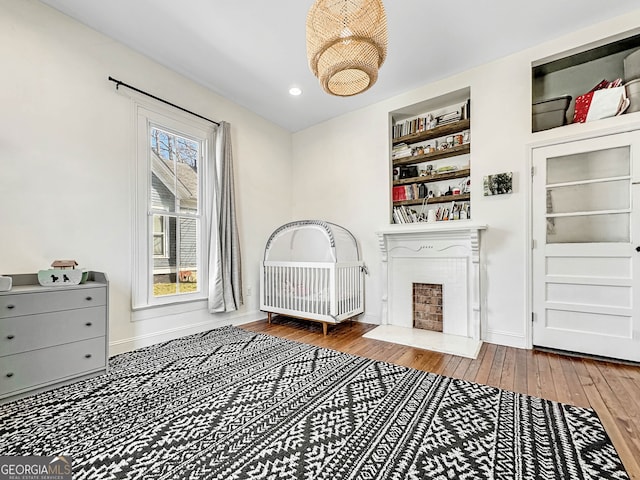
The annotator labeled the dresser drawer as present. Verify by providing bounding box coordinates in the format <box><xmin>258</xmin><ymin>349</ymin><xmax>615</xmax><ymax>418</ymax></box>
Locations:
<box><xmin>0</xmin><ymin>287</ymin><xmax>106</xmax><ymax>319</ymax></box>
<box><xmin>0</xmin><ymin>306</ymin><xmax>106</xmax><ymax>357</ymax></box>
<box><xmin>0</xmin><ymin>337</ymin><xmax>106</xmax><ymax>397</ymax></box>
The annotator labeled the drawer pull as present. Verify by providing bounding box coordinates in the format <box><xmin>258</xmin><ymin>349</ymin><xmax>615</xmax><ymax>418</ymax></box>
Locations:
<box><xmin>85</xmin><ymin>353</ymin><xmax>92</xmax><ymax>359</ymax></box>
<box><xmin>85</xmin><ymin>322</ymin><xmax>93</xmax><ymax>327</ymax></box>
<box><xmin>6</xmin><ymin>372</ymin><xmax>13</xmax><ymax>378</ymax></box>
<box><xmin>85</xmin><ymin>296</ymin><xmax>93</xmax><ymax>301</ymax></box>
<box><xmin>6</xmin><ymin>335</ymin><xmax>14</xmax><ymax>340</ymax></box>
<box><xmin>6</xmin><ymin>305</ymin><xmax>15</xmax><ymax>310</ymax></box>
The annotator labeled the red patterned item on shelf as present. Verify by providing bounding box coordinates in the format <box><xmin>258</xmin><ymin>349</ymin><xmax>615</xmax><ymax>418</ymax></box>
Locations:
<box><xmin>573</xmin><ymin>80</ymin><xmax>628</xmax><ymax>124</ymax></box>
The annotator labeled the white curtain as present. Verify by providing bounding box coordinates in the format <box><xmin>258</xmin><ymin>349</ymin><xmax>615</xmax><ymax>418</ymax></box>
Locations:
<box><xmin>207</xmin><ymin>121</ymin><xmax>243</xmax><ymax>312</ymax></box>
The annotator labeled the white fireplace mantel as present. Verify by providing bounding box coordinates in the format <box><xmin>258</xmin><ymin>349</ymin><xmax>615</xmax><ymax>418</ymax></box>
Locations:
<box><xmin>375</xmin><ymin>222</ymin><xmax>487</xmax><ymax>351</ymax></box>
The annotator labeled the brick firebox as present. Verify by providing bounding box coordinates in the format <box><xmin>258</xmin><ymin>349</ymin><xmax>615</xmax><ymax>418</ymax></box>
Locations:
<box><xmin>413</xmin><ymin>283</ymin><xmax>443</xmax><ymax>332</ymax></box>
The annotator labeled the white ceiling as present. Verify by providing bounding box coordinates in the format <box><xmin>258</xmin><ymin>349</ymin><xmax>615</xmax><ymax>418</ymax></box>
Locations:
<box><xmin>39</xmin><ymin>0</ymin><xmax>640</xmax><ymax>132</ymax></box>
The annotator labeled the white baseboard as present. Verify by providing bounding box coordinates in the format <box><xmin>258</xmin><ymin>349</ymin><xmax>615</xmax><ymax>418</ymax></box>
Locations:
<box><xmin>483</xmin><ymin>329</ymin><xmax>528</xmax><ymax>349</ymax></box>
<box><xmin>109</xmin><ymin>310</ymin><xmax>264</xmax><ymax>356</ymax></box>
<box><xmin>357</xmin><ymin>313</ymin><xmax>380</xmax><ymax>325</ymax></box>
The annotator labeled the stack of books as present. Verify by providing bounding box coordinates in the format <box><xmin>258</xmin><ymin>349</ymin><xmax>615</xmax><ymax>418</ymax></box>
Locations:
<box><xmin>393</xmin><ymin>205</ymin><xmax>420</xmax><ymax>223</ymax></box>
<box><xmin>435</xmin><ymin>110</ymin><xmax>462</xmax><ymax>126</ymax></box>
<box><xmin>392</xmin><ymin>143</ymin><xmax>413</xmax><ymax>160</ymax></box>
<box><xmin>393</xmin><ymin>184</ymin><xmax>420</xmax><ymax>202</ymax></box>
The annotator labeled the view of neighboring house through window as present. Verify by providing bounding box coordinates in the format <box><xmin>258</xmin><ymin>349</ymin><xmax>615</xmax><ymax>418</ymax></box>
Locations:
<box><xmin>150</xmin><ymin>126</ymin><xmax>201</xmax><ymax>298</ymax></box>
<box><xmin>153</xmin><ymin>214</ymin><xmax>168</xmax><ymax>257</ymax></box>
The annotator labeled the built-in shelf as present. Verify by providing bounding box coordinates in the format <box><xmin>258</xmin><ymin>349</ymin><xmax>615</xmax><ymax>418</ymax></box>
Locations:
<box><xmin>532</xmin><ymin>27</ymin><xmax>640</xmax><ymax>133</ymax></box>
<box><xmin>393</xmin><ymin>168</ymin><xmax>470</xmax><ymax>187</ymax></box>
<box><xmin>393</xmin><ymin>193</ymin><xmax>470</xmax><ymax>208</ymax></box>
<box><xmin>392</xmin><ymin>119</ymin><xmax>470</xmax><ymax>146</ymax></box>
<box><xmin>390</xmin><ymin>89</ymin><xmax>471</xmax><ymax>224</ymax></box>
<box><xmin>393</xmin><ymin>144</ymin><xmax>470</xmax><ymax>167</ymax></box>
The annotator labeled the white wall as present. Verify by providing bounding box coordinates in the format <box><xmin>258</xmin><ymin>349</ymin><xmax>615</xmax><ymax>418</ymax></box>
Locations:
<box><xmin>0</xmin><ymin>0</ymin><xmax>293</xmax><ymax>354</ymax></box>
<box><xmin>292</xmin><ymin>10</ymin><xmax>640</xmax><ymax>348</ymax></box>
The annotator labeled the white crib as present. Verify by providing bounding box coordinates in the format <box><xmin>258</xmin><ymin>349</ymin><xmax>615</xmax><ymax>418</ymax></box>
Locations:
<box><xmin>260</xmin><ymin>220</ymin><xmax>365</xmax><ymax>334</ymax></box>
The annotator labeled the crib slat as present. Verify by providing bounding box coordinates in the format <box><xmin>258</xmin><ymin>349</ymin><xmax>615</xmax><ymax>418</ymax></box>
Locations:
<box><xmin>316</xmin><ymin>268</ymin><xmax>319</xmax><ymax>315</ymax></box>
<box><xmin>305</xmin><ymin>266</ymin><xmax>309</xmax><ymax>314</ymax></box>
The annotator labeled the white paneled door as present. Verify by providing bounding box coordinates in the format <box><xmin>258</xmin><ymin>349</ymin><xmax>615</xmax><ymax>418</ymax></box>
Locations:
<box><xmin>532</xmin><ymin>130</ymin><xmax>640</xmax><ymax>362</ymax></box>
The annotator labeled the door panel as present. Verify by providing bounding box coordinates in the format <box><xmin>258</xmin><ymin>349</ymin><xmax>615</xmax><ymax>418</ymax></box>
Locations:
<box><xmin>532</xmin><ymin>130</ymin><xmax>640</xmax><ymax>362</ymax></box>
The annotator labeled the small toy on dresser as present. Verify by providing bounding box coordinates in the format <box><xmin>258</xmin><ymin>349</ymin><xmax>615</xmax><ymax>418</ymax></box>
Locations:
<box><xmin>37</xmin><ymin>260</ymin><xmax>88</xmax><ymax>286</ymax></box>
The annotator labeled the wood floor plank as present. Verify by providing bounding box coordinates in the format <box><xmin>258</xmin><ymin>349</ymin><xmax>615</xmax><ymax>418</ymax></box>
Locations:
<box><xmin>513</xmin><ymin>348</ymin><xmax>528</xmax><ymax>395</ymax></box>
<box><xmin>525</xmin><ymin>350</ymin><xmax>543</xmax><ymax>399</ymax></box>
<box><xmin>461</xmin><ymin>342</ymin><xmax>488</xmax><ymax>383</ymax></box>
<box><xmin>452</xmin><ymin>356</ymin><xmax>473</xmax><ymax>380</ymax></box>
<box><xmin>557</xmin><ymin>355</ymin><xmax>590</xmax><ymax>408</ymax></box>
<box><xmin>240</xmin><ymin>319</ymin><xmax>640</xmax><ymax>478</ymax></box>
<box><xmin>474</xmin><ymin>342</ymin><xmax>496</xmax><ymax>386</ymax></box>
<box><xmin>486</xmin><ymin>345</ymin><xmax>506</xmax><ymax>388</ymax></box>
<box><xmin>536</xmin><ymin>351</ymin><xmax>558</xmax><ymax>402</ymax></box>
<box><xmin>547</xmin><ymin>353</ymin><xmax>572</xmax><ymax>405</ymax></box>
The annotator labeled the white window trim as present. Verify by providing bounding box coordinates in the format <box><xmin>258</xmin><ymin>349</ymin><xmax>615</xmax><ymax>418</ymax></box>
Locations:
<box><xmin>132</xmin><ymin>100</ymin><xmax>214</xmax><ymax>311</ymax></box>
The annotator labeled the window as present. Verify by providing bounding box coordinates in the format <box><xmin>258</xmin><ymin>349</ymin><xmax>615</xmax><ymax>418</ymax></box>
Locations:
<box><xmin>133</xmin><ymin>105</ymin><xmax>213</xmax><ymax>308</ymax></box>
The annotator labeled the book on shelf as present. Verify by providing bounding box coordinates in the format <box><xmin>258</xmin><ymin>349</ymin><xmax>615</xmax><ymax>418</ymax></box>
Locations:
<box><xmin>392</xmin><ymin>186</ymin><xmax>406</xmax><ymax>202</ymax></box>
<box><xmin>393</xmin><ymin>201</ymin><xmax>471</xmax><ymax>224</ymax></box>
<box><xmin>392</xmin><ymin>143</ymin><xmax>413</xmax><ymax>159</ymax></box>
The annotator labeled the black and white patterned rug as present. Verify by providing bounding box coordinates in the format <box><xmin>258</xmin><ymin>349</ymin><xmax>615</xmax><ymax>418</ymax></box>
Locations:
<box><xmin>0</xmin><ymin>326</ymin><xmax>629</xmax><ymax>479</ymax></box>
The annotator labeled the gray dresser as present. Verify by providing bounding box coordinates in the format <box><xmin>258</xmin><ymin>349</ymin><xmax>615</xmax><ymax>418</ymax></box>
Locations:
<box><xmin>0</xmin><ymin>271</ymin><xmax>108</xmax><ymax>404</ymax></box>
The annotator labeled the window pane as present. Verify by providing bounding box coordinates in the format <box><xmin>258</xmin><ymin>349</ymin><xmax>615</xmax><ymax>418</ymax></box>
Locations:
<box><xmin>177</xmin><ymin>217</ymin><xmax>199</xmax><ymax>294</ymax></box>
<box><xmin>547</xmin><ymin>146</ymin><xmax>629</xmax><ymax>184</ymax></box>
<box><xmin>547</xmin><ymin>213</ymin><xmax>629</xmax><ymax>243</ymax></box>
<box><xmin>546</xmin><ymin>179</ymin><xmax>629</xmax><ymax>214</ymax></box>
<box><xmin>150</xmin><ymin>127</ymin><xmax>200</xmax><ymax>214</ymax></box>
<box><xmin>152</xmin><ymin>215</ymin><xmax>200</xmax><ymax>297</ymax></box>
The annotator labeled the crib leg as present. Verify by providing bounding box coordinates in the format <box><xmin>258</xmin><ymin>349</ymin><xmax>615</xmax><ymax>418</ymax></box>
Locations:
<box><xmin>267</xmin><ymin>312</ymin><xmax>272</xmax><ymax>324</ymax></box>
<box><xmin>322</xmin><ymin>322</ymin><xmax>328</xmax><ymax>336</ymax></box>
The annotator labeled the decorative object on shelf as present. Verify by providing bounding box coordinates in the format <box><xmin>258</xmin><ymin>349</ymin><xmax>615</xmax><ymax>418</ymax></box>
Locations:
<box><xmin>532</xmin><ymin>95</ymin><xmax>572</xmax><ymax>132</ymax></box>
<box><xmin>483</xmin><ymin>172</ymin><xmax>513</xmax><ymax>196</ymax></box>
<box><xmin>0</xmin><ymin>275</ymin><xmax>11</xmax><ymax>292</ymax></box>
<box><xmin>51</xmin><ymin>259</ymin><xmax>78</xmax><ymax>269</ymax></box>
<box><xmin>37</xmin><ymin>268</ymin><xmax>84</xmax><ymax>286</ymax></box>
<box><xmin>572</xmin><ymin>79</ymin><xmax>629</xmax><ymax>124</ymax></box>
<box><xmin>306</xmin><ymin>0</ymin><xmax>387</xmax><ymax>97</ymax></box>
<box><xmin>461</xmin><ymin>177</ymin><xmax>471</xmax><ymax>194</ymax></box>
<box><xmin>624</xmin><ymin>48</ymin><xmax>640</xmax><ymax>82</ymax></box>
<box><xmin>625</xmin><ymin>78</ymin><xmax>640</xmax><ymax>113</ymax></box>
<box><xmin>399</xmin><ymin>165</ymin><xmax>418</xmax><ymax>179</ymax></box>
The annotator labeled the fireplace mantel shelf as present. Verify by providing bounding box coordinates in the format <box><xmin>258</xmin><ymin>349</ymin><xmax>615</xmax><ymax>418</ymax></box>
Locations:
<box><xmin>376</xmin><ymin>221</ymin><xmax>487</xmax><ymax>236</ymax></box>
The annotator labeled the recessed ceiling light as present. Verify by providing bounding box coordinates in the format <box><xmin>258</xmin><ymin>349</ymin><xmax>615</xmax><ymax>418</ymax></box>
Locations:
<box><xmin>289</xmin><ymin>87</ymin><xmax>302</xmax><ymax>96</ymax></box>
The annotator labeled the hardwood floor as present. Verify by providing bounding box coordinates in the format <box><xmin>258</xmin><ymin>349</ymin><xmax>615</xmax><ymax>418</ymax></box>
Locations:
<box><xmin>241</xmin><ymin>316</ymin><xmax>640</xmax><ymax>479</ymax></box>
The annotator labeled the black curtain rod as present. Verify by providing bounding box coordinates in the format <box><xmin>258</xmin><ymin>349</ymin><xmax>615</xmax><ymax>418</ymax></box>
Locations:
<box><xmin>108</xmin><ymin>76</ymin><xmax>220</xmax><ymax>126</ymax></box>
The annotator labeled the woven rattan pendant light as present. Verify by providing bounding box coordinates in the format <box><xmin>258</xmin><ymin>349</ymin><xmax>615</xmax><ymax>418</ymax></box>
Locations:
<box><xmin>306</xmin><ymin>0</ymin><xmax>387</xmax><ymax>97</ymax></box>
